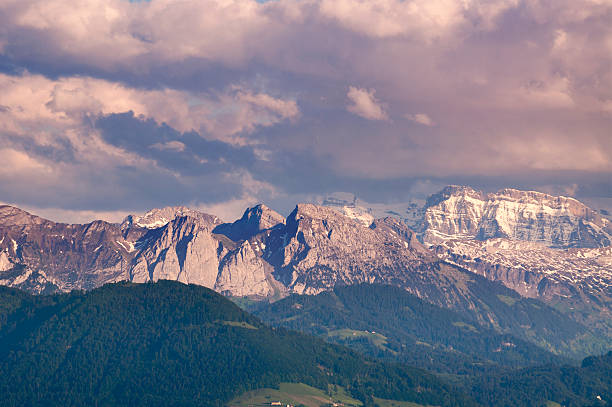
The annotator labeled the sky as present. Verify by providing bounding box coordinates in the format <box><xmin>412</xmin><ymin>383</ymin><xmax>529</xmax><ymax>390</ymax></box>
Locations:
<box><xmin>0</xmin><ymin>0</ymin><xmax>611</xmax><ymax>223</ymax></box>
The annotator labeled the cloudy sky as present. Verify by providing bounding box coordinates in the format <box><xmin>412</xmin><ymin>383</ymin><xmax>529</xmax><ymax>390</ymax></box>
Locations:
<box><xmin>0</xmin><ymin>0</ymin><xmax>611</xmax><ymax>222</ymax></box>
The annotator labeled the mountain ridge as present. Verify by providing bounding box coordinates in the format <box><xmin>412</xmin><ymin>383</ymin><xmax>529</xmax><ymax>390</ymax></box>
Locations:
<box><xmin>0</xmin><ymin>187</ymin><xmax>610</xmax><ymax>356</ymax></box>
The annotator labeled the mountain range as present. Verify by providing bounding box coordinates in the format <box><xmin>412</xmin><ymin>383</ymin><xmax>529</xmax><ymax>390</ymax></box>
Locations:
<box><xmin>0</xmin><ymin>186</ymin><xmax>611</xmax><ymax>356</ymax></box>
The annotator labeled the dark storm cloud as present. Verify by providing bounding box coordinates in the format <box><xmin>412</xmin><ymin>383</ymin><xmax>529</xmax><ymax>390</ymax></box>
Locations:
<box><xmin>96</xmin><ymin>112</ymin><xmax>258</xmax><ymax>175</ymax></box>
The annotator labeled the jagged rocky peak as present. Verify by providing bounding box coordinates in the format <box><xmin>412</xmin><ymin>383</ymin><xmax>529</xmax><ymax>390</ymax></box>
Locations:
<box><xmin>291</xmin><ymin>203</ymin><xmax>336</xmax><ymax>220</ymax></box>
<box><xmin>285</xmin><ymin>203</ymin><xmax>368</xmax><ymax>234</ymax></box>
<box><xmin>0</xmin><ymin>205</ymin><xmax>48</xmax><ymax>227</ymax></box>
<box><xmin>423</xmin><ymin>186</ymin><xmax>612</xmax><ymax>248</ymax></box>
<box><xmin>214</xmin><ymin>204</ymin><xmax>285</xmax><ymax>241</ymax></box>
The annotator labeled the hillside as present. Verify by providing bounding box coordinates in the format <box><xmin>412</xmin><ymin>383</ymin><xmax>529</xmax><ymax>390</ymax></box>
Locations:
<box><xmin>254</xmin><ymin>283</ymin><xmax>608</xmax><ymax>361</ymax></box>
<box><xmin>0</xmin><ymin>281</ymin><xmax>475</xmax><ymax>407</ymax></box>
<box><xmin>469</xmin><ymin>351</ymin><xmax>612</xmax><ymax>406</ymax></box>
<box><xmin>253</xmin><ymin>284</ymin><xmax>571</xmax><ymax>375</ymax></box>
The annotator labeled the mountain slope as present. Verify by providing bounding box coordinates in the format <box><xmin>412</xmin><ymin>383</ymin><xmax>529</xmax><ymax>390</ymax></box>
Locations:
<box><xmin>0</xmin><ymin>204</ymin><xmax>282</xmax><ymax>297</ymax></box>
<box><xmin>469</xmin><ymin>351</ymin><xmax>612</xmax><ymax>407</ymax></box>
<box><xmin>0</xmin><ymin>205</ymin><xmax>139</xmax><ymax>293</ymax></box>
<box><xmin>253</xmin><ymin>284</ymin><xmax>570</xmax><ymax>375</ymax></box>
<box><xmin>0</xmin><ymin>281</ymin><xmax>475</xmax><ymax>407</ymax></box>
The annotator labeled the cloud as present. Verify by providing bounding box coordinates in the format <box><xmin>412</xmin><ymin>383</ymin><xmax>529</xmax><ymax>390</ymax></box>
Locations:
<box><xmin>150</xmin><ymin>141</ymin><xmax>186</xmax><ymax>152</ymax></box>
<box><xmin>346</xmin><ymin>86</ymin><xmax>388</xmax><ymax>120</ymax></box>
<box><xmin>0</xmin><ymin>72</ymin><xmax>299</xmax><ymax>144</ymax></box>
<box><xmin>405</xmin><ymin>113</ymin><xmax>434</xmax><ymax>126</ymax></box>
<box><xmin>0</xmin><ymin>0</ymin><xmax>611</xmax><ymax>220</ymax></box>
<box><xmin>0</xmin><ymin>73</ymin><xmax>290</xmax><ymax>213</ymax></box>
<box><xmin>318</xmin><ymin>0</ymin><xmax>467</xmax><ymax>39</ymax></box>
<box><xmin>0</xmin><ymin>148</ymin><xmax>51</xmax><ymax>176</ymax></box>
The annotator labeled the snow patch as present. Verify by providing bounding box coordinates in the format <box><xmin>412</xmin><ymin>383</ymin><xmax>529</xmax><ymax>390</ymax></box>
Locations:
<box><xmin>116</xmin><ymin>240</ymin><xmax>135</xmax><ymax>253</ymax></box>
<box><xmin>136</xmin><ymin>219</ymin><xmax>169</xmax><ymax>229</ymax></box>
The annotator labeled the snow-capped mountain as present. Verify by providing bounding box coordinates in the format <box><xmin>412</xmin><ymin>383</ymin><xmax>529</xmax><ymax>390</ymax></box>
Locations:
<box><xmin>421</xmin><ymin>185</ymin><xmax>612</xmax><ymax>248</ymax></box>
<box><xmin>418</xmin><ymin>186</ymin><xmax>612</xmax><ymax>334</ymax></box>
<box><xmin>320</xmin><ymin>192</ymin><xmax>425</xmax><ymax>228</ymax></box>
<box><xmin>318</xmin><ymin>186</ymin><xmax>612</xmax><ymax>334</ymax></box>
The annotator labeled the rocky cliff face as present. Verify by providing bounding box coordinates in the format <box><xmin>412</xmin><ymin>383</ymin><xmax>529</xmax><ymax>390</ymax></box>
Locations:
<box><xmin>266</xmin><ymin>204</ymin><xmax>438</xmax><ymax>295</ymax></box>
<box><xmin>418</xmin><ymin>186</ymin><xmax>612</xmax><ymax>334</ymax></box>
<box><xmin>0</xmin><ymin>202</ymin><xmax>539</xmax><ymax>330</ymax></box>
<box><xmin>422</xmin><ymin>186</ymin><xmax>612</xmax><ymax>248</ymax></box>
<box><xmin>0</xmin><ymin>206</ymin><xmax>282</xmax><ymax>295</ymax></box>
<box><xmin>0</xmin><ymin>205</ymin><xmax>140</xmax><ymax>293</ymax></box>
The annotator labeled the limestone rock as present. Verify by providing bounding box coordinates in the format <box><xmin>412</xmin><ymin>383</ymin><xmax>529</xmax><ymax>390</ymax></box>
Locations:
<box><xmin>422</xmin><ymin>186</ymin><xmax>612</xmax><ymax>248</ymax></box>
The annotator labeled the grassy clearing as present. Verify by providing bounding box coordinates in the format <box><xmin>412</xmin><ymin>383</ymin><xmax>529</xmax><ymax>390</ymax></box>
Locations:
<box><xmin>372</xmin><ymin>397</ymin><xmax>432</xmax><ymax>407</ymax></box>
<box><xmin>229</xmin><ymin>296</ymin><xmax>262</xmax><ymax>312</ymax></box>
<box><xmin>327</xmin><ymin>329</ymin><xmax>389</xmax><ymax>348</ymax></box>
<box><xmin>451</xmin><ymin>321</ymin><xmax>478</xmax><ymax>333</ymax></box>
<box><xmin>497</xmin><ymin>295</ymin><xmax>518</xmax><ymax>306</ymax></box>
<box><xmin>229</xmin><ymin>382</ymin><xmax>362</xmax><ymax>407</ymax></box>
<box><xmin>221</xmin><ymin>320</ymin><xmax>258</xmax><ymax>329</ymax></box>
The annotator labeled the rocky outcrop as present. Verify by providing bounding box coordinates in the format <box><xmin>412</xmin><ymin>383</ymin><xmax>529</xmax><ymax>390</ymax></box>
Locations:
<box><xmin>0</xmin><ymin>204</ymin><xmax>286</xmax><ymax>297</ymax></box>
<box><xmin>216</xmin><ymin>240</ymin><xmax>274</xmax><ymax>297</ymax></box>
<box><xmin>128</xmin><ymin>215</ymin><xmax>221</xmax><ymax>285</ymax></box>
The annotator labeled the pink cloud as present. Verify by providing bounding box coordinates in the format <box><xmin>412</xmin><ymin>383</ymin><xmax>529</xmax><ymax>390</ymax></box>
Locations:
<box><xmin>346</xmin><ymin>86</ymin><xmax>388</xmax><ymax>120</ymax></box>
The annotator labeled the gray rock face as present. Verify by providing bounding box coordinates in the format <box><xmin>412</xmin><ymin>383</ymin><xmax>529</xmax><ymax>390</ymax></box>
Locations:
<box><xmin>128</xmin><ymin>214</ymin><xmax>221</xmax><ymax>285</ymax></box>
<box><xmin>266</xmin><ymin>204</ymin><xmax>436</xmax><ymax>294</ymax></box>
<box><xmin>0</xmin><ymin>205</ymin><xmax>137</xmax><ymax>293</ymax></box>
<box><xmin>0</xmin><ymin>204</ymin><xmax>287</xmax><ymax>297</ymax></box>
<box><xmin>216</xmin><ymin>239</ymin><xmax>273</xmax><ymax>297</ymax></box>
<box><xmin>422</xmin><ymin>186</ymin><xmax>612</xmax><ymax>248</ymax></box>
<box><xmin>419</xmin><ymin>186</ymin><xmax>612</xmax><ymax>334</ymax></box>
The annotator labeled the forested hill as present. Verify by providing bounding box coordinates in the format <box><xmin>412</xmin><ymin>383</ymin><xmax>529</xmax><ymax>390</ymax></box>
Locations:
<box><xmin>253</xmin><ymin>284</ymin><xmax>572</xmax><ymax>375</ymax></box>
<box><xmin>0</xmin><ymin>281</ymin><xmax>475</xmax><ymax>407</ymax></box>
<box><xmin>471</xmin><ymin>351</ymin><xmax>612</xmax><ymax>407</ymax></box>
